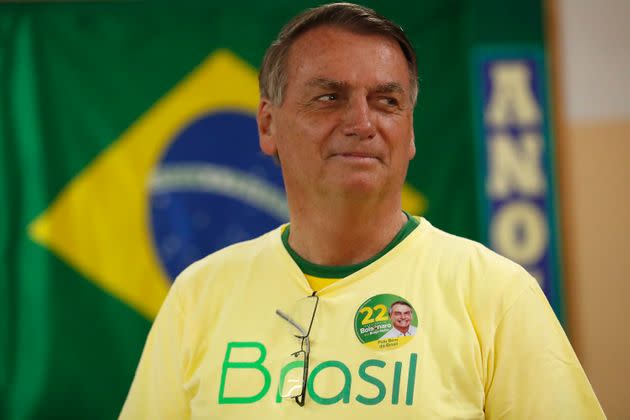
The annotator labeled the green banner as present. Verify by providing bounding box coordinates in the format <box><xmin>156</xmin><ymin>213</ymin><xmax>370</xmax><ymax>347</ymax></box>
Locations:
<box><xmin>1</xmin><ymin>1</ymin><xmax>549</xmax><ymax>418</ymax></box>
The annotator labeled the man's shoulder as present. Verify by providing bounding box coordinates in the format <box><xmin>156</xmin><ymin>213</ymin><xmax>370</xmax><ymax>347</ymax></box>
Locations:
<box><xmin>417</xmin><ymin>219</ymin><xmax>516</xmax><ymax>266</ymax></box>
<box><xmin>380</xmin><ymin>328</ymin><xmax>399</xmax><ymax>339</ymax></box>
<box><xmin>172</xmin><ymin>225</ymin><xmax>285</xmax><ymax>291</ymax></box>
<box><xmin>416</xmin><ymin>218</ymin><xmax>535</xmax><ymax>290</ymax></box>
<box><xmin>415</xmin><ymin>219</ymin><xmax>540</xmax><ymax>338</ymax></box>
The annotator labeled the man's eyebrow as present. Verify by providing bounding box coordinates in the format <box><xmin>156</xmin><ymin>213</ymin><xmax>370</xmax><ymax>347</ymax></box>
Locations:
<box><xmin>304</xmin><ymin>79</ymin><xmax>407</xmax><ymax>97</ymax></box>
<box><xmin>373</xmin><ymin>82</ymin><xmax>405</xmax><ymax>95</ymax></box>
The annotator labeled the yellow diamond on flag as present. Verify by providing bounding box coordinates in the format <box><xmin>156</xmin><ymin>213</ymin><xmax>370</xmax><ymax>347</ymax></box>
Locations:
<box><xmin>28</xmin><ymin>50</ymin><xmax>260</xmax><ymax>319</ymax></box>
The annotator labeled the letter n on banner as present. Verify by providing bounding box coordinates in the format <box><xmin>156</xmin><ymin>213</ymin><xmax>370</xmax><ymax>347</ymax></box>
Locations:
<box><xmin>471</xmin><ymin>47</ymin><xmax>566</xmax><ymax>325</ymax></box>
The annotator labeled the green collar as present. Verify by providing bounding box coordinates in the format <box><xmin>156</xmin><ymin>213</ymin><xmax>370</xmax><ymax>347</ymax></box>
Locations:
<box><xmin>282</xmin><ymin>213</ymin><xmax>419</xmax><ymax>278</ymax></box>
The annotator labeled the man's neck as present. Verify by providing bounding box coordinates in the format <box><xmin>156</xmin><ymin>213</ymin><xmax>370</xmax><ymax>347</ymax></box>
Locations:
<box><xmin>286</xmin><ymin>197</ymin><xmax>407</xmax><ymax>266</ymax></box>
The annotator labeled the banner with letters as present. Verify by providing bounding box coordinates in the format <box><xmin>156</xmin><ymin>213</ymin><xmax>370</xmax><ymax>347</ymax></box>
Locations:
<box><xmin>471</xmin><ymin>48</ymin><xmax>565</xmax><ymax>321</ymax></box>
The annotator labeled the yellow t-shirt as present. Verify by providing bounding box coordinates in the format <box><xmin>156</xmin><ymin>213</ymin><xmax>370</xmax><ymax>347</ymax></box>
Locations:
<box><xmin>304</xmin><ymin>273</ymin><xmax>335</xmax><ymax>292</ymax></box>
<box><xmin>120</xmin><ymin>218</ymin><xmax>604</xmax><ymax>419</ymax></box>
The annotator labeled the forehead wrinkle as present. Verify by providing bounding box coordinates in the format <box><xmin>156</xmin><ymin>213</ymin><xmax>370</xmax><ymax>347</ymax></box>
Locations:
<box><xmin>391</xmin><ymin>303</ymin><xmax>413</xmax><ymax>312</ymax></box>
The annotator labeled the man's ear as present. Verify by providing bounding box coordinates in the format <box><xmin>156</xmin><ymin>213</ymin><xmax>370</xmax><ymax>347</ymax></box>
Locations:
<box><xmin>257</xmin><ymin>98</ymin><xmax>277</xmax><ymax>157</ymax></box>
<box><xmin>408</xmin><ymin>131</ymin><xmax>416</xmax><ymax>160</ymax></box>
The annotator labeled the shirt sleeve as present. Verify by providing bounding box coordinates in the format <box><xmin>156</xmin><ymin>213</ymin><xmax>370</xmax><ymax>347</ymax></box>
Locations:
<box><xmin>119</xmin><ymin>284</ymin><xmax>190</xmax><ymax>419</ymax></box>
<box><xmin>484</xmin><ymin>276</ymin><xmax>606</xmax><ymax>419</ymax></box>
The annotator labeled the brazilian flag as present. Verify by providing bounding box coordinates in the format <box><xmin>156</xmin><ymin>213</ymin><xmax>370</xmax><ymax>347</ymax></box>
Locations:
<box><xmin>1</xmin><ymin>1</ymin><xmax>549</xmax><ymax>418</ymax></box>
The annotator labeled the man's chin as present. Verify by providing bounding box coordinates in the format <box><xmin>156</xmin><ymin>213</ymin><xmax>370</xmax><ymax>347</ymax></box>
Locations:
<box><xmin>329</xmin><ymin>175</ymin><xmax>383</xmax><ymax>195</ymax></box>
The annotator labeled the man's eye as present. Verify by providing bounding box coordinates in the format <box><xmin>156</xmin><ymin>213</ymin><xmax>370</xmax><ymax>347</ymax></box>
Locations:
<box><xmin>316</xmin><ymin>94</ymin><xmax>337</xmax><ymax>102</ymax></box>
<box><xmin>379</xmin><ymin>97</ymin><xmax>399</xmax><ymax>106</ymax></box>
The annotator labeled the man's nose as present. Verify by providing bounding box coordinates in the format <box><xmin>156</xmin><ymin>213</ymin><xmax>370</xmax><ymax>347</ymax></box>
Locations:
<box><xmin>342</xmin><ymin>96</ymin><xmax>376</xmax><ymax>140</ymax></box>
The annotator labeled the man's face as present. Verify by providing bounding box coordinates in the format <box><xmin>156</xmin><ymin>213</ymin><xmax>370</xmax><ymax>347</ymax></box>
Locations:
<box><xmin>390</xmin><ymin>303</ymin><xmax>412</xmax><ymax>332</ymax></box>
<box><xmin>258</xmin><ymin>25</ymin><xmax>415</xmax><ymax>201</ymax></box>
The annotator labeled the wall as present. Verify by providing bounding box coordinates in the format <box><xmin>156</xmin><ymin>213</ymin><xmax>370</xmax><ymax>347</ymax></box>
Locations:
<box><xmin>555</xmin><ymin>0</ymin><xmax>630</xmax><ymax>417</ymax></box>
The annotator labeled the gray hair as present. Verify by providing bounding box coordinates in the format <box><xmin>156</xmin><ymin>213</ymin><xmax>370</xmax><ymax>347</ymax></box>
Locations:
<box><xmin>259</xmin><ymin>2</ymin><xmax>418</xmax><ymax>106</ymax></box>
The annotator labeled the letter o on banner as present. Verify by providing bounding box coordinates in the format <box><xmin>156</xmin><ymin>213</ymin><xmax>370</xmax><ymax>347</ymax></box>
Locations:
<box><xmin>491</xmin><ymin>201</ymin><xmax>548</xmax><ymax>266</ymax></box>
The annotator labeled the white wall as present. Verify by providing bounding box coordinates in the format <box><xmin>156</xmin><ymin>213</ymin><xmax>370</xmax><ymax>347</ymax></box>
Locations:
<box><xmin>560</xmin><ymin>0</ymin><xmax>630</xmax><ymax>120</ymax></box>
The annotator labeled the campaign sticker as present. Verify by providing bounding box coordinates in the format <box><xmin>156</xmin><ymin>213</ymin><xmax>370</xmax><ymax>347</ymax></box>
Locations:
<box><xmin>354</xmin><ymin>294</ymin><xmax>418</xmax><ymax>351</ymax></box>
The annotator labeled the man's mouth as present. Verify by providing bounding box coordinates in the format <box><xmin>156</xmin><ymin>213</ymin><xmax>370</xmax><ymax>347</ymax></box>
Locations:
<box><xmin>331</xmin><ymin>152</ymin><xmax>380</xmax><ymax>162</ymax></box>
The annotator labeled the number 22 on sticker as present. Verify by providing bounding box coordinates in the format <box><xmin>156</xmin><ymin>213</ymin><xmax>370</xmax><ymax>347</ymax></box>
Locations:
<box><xmin>359</xmin><ymin>304</ymin><xmax>388</xmax><ymax>325</ymax></box>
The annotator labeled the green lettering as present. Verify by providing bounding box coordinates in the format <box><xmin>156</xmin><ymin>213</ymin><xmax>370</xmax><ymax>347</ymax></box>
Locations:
<box><xmin>275</xmin><ymin>360</ymin><xmax>304</xmax><ymax>402</ymax></box>
<box><xmin>218</xmin><ymin>342</ymin><xmax>271</xmax><ymax>404</ymax></box>
<box><xmin>405</xmin><ymin>353</ymin><xmax>418</xmax><ymax>405</ymax></box>
<box><xmin>355</xmin><ymin>359</ymin><xmax>386</xmax><ymax>405</ymax></box>
<box><xmin>391</xmin><ymin>361</ymin><xmax>402</xmax><ymax>405</ymax></box>
<box><xmin>307</xmin><ymin>360</ymin><xmax>352</xmax><ymax>405</ymax></box>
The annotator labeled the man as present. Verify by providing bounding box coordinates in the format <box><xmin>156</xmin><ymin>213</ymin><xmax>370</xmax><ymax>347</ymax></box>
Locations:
<box><xmin>121</xmin><ymin>3</ymin><xmax>605</xmax><ymax>418</ymax></box>
<box><xmin>381</xmin><ymin>301</ymin><xmax>416</xmax><ymax>338</ymax></box>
